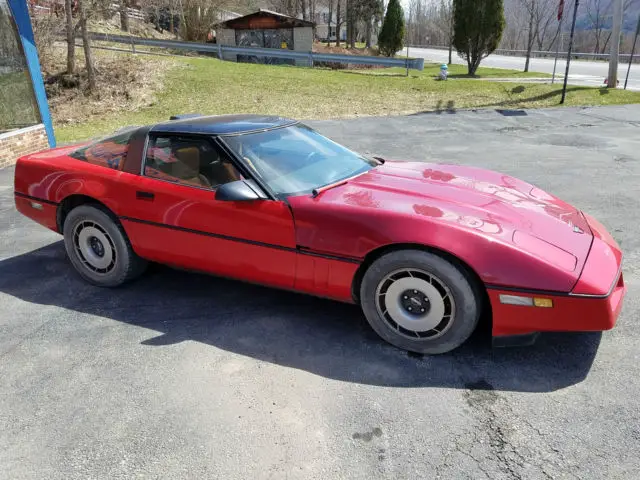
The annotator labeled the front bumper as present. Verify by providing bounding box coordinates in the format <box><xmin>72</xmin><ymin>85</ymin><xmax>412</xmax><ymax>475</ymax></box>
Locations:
<box><xmin>490</xmin><ymin>213</ymin><xmax>626</xmax><ymax>339</ymax></box>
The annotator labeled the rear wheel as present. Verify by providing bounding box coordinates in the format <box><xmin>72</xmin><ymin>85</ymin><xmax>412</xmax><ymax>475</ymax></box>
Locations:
<box><xmin>360</xmin><ymin>250</ymin><xmax>480</xmax><ymax>354</ymax></box>
<box><xmin>63</xmin><ymin>205</ymin><xmax>147</xmax><ymax>287</ymax></box>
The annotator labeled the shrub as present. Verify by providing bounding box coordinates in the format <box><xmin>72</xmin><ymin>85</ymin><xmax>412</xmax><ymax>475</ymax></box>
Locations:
<box><xmin>378</xmin><ymin>0</ymin><xmax>405</xmax><ymax>57</ymax></box>
<box><xmin>453</xmin><ymin>0</ymin><xmax>505</xmax><ymax>76</ymax></box>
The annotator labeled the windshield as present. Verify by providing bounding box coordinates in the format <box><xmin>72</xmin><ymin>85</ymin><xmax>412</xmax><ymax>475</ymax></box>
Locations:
<box><xmin>222</xmin><ymin>124</ymin><xmax>377</xmax><ymax>196</ymax></box>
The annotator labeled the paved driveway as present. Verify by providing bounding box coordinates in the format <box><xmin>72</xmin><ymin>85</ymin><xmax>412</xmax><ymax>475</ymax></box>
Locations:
<box><xmin>1</xmin><ymin>106</ymin><xmax>639</xmax><ymax>479</ymax></box>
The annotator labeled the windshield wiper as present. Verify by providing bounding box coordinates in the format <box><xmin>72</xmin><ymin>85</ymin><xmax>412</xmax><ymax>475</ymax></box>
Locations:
<box><xmin>312</xmin><ymin>179</ymin><xmax>349</xmax><ymax>198</ymax></box>
<box><xmin>311</xmin><ymin>168</ymin><xmax>375</xmax><ymax>198</ymax></box>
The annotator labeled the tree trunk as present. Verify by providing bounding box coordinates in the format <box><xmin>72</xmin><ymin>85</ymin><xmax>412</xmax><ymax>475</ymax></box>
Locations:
<box><xmin>448</xmin><ymin>20</ymin><xmax>453</xmax><ymax>64</ymax></box>
<box><xmin>336</xmin><ymin>0</ymin><xmax>341</xmax><ymax>47</ymax></box>
<box><xmin>350</xmin><ymin>9</ymin><xmax>356</xmax><ymax>49</ymax></box>
<box><xmin>300</xmin><ymin>0</ymin><xmax>307</xmax><ymax>21</ymax></box>
<box><xmin>310</xmin><ymin>0</ymin><xmax>316</xmax><ymax>33</ymax></box>
<box><xmin>365</xmin><ymin>19</ymin><xmax>371</xmax><ymax>48</ymax></box>
<box><xmin>78</xmin><ymin>0</ymin><xmax>96</xmax><ymax>92</ymax></box>
<box><xmin>65</xmin><ymin>0</ymin><xmax>75</xmax><ymax>74</ymax></box>
<box><xmin>524</xmin><ymin>6</ymin><xmax>534</xmax><ymax>72</ymax></box>
<box><xmin>350</xmin><ymin>25</ymin><xmax>356</xmax><ymax>49</ymax></box>
<box><xmin>120</xmin><ymin>0</ymin><xmax>129</xmax><ymax>32</ymax></box>
<box><xmin>327</xmin><ymin>0</ymin><xmax>333</xmax><ymax>46</ymax></box>
<box><xmin>346</xmin><ymin>0</ymin><xmax>352</xmax><ymax>48</ymax></box>
<box><xmin>601</xmin><ymin>31</ymin><xmax>613</xmax><ymax>54</ymax></box>
<box><xmin>470</xmin><ymin>56</ymin><xmax>481</xmax><ymax>76</ymax></box>
<box><xmin>347</xmin><ymin>0</ymin><xmax>356</xmax><ymax>49</ymax></box>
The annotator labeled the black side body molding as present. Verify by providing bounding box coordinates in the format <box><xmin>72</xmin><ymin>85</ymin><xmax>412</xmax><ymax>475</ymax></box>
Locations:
<box><xmin>14</xmin><ymin>192</ymin><xmax>59</xmax><ymax>206</ymax></box>
<box><xmin>119</xmin><ymin>216</ymin><xmax>361</xmax><ymax>265</ymax></box>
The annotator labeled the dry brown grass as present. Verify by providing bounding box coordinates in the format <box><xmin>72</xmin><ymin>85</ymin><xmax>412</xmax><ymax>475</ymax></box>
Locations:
<box><xmin>89</xmin><ymin>16</ymin><xmax>176</xmax><ymax>40</ymax></box>
<box><xmin>313</xmin><ymin>43</ymin><xmax>379</xmax><ymax>56</ymax></box>
<box><xmin>45</xmin><ymin>45</ymin><xmax>177</xmax><ymax>128</ymax></box>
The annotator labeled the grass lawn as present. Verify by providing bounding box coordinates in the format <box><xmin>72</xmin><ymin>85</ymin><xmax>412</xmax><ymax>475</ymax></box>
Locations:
<box><xmin>54</xmin><ymin>55</ymin><xmax>640</xmax><ymax>143</ymax></box>
<box><xmin>0</xmin><ymin>71</ymin><xmax>41</xmax><ymax>131</ymax></box>
<box><xmin>369</xmin><ymin>63</ymin><xmax>552</xmax><ymax>78</ymax></box>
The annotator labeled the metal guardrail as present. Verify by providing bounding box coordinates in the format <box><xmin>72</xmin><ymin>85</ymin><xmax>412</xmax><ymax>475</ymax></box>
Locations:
<box><xmin>408</xmin><ymin>44</ymin><xmax>639</xmax><ymax>63</ymax></box>
<box><xmin>86</xmin><ymin>32</ymin><xmax>425</xmax><ymax>70</ymax></box>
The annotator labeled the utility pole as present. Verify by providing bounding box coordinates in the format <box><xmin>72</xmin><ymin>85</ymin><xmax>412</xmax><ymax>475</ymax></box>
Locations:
<box><xmin>552</xmin><ymin>2</ymin><xmax>565</xmax><ymax>84</ymax></box>
<box><xmin>561</xmin><ymin>0</ymin><xmax>579</xmax><ymax>104</ymax></box>
<box><xmin>608</xmin><ymin>0</ymin><xmax>623</xmax><ymax>88</ymax></box>
<box><xmin>406</xmin><ymin>10</ymin><xmax>411</xmax><ymax>77</ymax></box>
<box><xmin>625</xmin><ymin>14</ymin><xmax>640</xmax><ymax>90</ymax></box>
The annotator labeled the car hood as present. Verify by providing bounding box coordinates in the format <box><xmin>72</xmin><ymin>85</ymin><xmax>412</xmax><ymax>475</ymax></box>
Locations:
<box><xmin>319</xmin><ymin>161</ymin><xmax>593</xmax><ymax>272</ymax></box>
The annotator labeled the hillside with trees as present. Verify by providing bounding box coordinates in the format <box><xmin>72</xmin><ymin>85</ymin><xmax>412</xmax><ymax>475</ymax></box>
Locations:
<box><xmin>406</xmin><ymin>0</ymin><xmax>640</xmax><ymax>56</ymax></box>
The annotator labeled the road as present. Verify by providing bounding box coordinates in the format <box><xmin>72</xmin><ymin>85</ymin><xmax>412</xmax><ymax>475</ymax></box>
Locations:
<box><xmin>1</xmin><ymin>105</ymin><xmax>640</xmax><ymax>479</ymax></box>
<box><xmin>406</xmin><ymin>46</ymin><xmax>640</xmax><ymax>90</ymax></box>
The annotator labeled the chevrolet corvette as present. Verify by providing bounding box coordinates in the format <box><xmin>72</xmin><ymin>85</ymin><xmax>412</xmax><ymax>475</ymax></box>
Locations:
<box><xmin>13</xmin><ymin>114</ymin><xmax>626</xmax><ymax>354</ymax></box>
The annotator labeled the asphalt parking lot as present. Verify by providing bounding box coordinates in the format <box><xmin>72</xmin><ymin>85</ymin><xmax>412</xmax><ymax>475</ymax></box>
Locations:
<box><xmin>1</xmin><ymin>105</ymin><xmax>639</xmax><ymax>479</ymax></box>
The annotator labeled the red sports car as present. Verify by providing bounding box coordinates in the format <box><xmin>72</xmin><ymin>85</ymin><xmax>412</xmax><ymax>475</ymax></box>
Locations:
<box><xmin>14</xmin><ymin>115</ymin><xmax>626</xmax><ymax>354</ymax></box>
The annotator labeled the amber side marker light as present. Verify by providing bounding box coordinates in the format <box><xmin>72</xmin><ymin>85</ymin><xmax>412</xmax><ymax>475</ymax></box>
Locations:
<box><xmin>499</xmin><ymin>294</ymin><xmax>553</xmax><ymax>308</ymax></box>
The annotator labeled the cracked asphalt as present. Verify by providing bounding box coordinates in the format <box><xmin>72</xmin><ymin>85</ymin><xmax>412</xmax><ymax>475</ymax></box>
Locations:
<box><xmin>1</xmin><ymin>105</ymin><xmax>639</xmax><ymax>479</ymax></box>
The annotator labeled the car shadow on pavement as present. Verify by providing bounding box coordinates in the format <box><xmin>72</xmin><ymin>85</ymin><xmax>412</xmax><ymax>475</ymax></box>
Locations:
<box><xmin>0</xmin><ymin>241</ymin><xmax>602</xmax><ymax>393</ymax></box>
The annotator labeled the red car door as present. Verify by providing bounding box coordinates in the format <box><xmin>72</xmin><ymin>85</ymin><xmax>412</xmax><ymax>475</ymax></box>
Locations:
<box><xmin>118</xmin><ymin>133</ymin><xmax>297</xmax><ymax>288</ymax></box>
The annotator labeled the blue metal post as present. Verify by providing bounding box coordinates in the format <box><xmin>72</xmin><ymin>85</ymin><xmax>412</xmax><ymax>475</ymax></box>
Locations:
<box><xmin>7</xmin><ymin>0</ymin><xmax>56</xmax><ymax>147</ymax></box>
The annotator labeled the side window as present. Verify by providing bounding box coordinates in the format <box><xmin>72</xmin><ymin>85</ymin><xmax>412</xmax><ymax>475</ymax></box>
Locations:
<box><xmin>69</xmin><ymin>128</ymin><xmax>136</xmax><ymax>170</ymax></box>
<box><xmin>144</xmin><ymin>135</ymin><xmax>242</xmax><ymax>189</ymax></box>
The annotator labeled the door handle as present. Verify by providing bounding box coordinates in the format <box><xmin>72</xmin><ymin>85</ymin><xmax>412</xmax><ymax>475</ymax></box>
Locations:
<box><xmin>136</xmin><ymin>191</ymin><xmax>155</xmax><ymax>201</ymax></box>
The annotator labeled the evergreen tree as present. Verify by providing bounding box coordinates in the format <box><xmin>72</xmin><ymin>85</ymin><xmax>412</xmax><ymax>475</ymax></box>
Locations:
<box><xmin>378</xmin><ymin>0</ymin><xmax>405</xmax><ymax>57</ymax></box>
<box><xmin>453</xmin><ymin>0</ymin><xmax>505</xmax><ymax>75</ymax></box>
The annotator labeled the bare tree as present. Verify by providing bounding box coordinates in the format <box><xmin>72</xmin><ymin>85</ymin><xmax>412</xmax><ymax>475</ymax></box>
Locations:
<box><xmin>120</xmin><ymin>0</ymin><xmax>130</xmax><ymax>32</ymax></box>
<box><xmin>268</xmin><ymin>0</ymin><xmax>298</xmax><ymax>16</ymax></box>
<box><xmin>77</xmin><ymin>0</ymin><xmax>96</xmax><ymax>91</ymax></box>
<box><xmin>586</xmin><ymin>0</ymin><xmax>612</xmax><ymax>53</ymax></box>
<box><xmin>534</xmin><ymin>1</ymin><xmax>557</xmax><ymax>49</ymax></box>
<box><xmin>440</xmin><ymin>0</ymin><xmax>453</xmax><ymax>63</ymax></box>
<box><xmin>179</xmin><ymin>0</ymin><xmax>225</xmax><ymax>42</ymax></box>
<box><xmin>326</xmin><ymin>0</ymin><xmax>334</xmax><ymax>46</ymax></box>
<box><xmin>520</xmin><ymin>0</ymin><xmax>535</xmax><ymax>71</ymax></box>
<box><xmin>584</xmin><ymin>0</ymin><xmax>640</xmax><ymax>54</ymax></box>
<box><xmin>405</xmin><ymin>0</ymin><xmax>452</xmax><ymax>57</ymax></box>
<box><xmin>346</xmin><ymin>0</ymin><xmax>353</xmax><ymax>47</ymax></box>
<box><xmin>498</xmin><ymin>0</ymin><xmax>640</xmax><ymax>54</ymax></box>
<box><xmin>336</xmin><ymin>0</ymin><xmax>343</xmax><ymax>46</ymax></box>
<box><xmin>65</xmin><ymin>0</ymin><xmax>75</xmax><ymax>74</ymax></box>
<box><xmin>501</xmin><ymin>0</ymin><xmax>526</xmax><ymax>49</ymax></box>
<box><xmin>517</xmin><ymin>0</ymin><xmax>557</xmax><ymax>71</ymax></box>
<box><xmin>310</xmin><ymin>0</ymin><xmax>318</xmax><ymax>32</ymax></box>
<box><xmin>356</xmin><ymin>0</ymin><xmax>382</xmax><ymax>48</ymax></box>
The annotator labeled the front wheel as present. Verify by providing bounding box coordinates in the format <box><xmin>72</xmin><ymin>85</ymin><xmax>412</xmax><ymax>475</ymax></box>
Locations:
<box><xmin>63</xmin><ymin>205</ymin><xmax>147</xmax><ymax>287</ymax></box>
<box><xmin>360</xmin><ymin>250</ymin><xmax>480</xmax><ymax>354</ymax></box>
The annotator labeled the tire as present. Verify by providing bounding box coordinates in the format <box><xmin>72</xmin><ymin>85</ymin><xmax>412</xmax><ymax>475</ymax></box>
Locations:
<box><xmin>360</xmin><ymin>250</ymin><xmax>480</xmax><ymax>354</ymax></box>
<box><xmin>63</xmin><ymin>204</ymin><xmax>147</xmax><ymax>287</ymax></box>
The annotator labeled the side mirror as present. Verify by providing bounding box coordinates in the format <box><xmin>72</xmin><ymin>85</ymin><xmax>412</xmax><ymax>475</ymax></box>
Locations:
<box><xmin>215</xmin><ymin>180</ymin><xmax>267</xmax><ymax>202</ymax></box>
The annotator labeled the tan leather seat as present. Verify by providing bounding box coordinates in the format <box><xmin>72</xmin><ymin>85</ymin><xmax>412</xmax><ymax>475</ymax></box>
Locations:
<box><xmin>222</xmin><ymin>162</ymin><xmax>241</xmax><ymax>182</ymax></box>
<box><xmin>174</xmin><ymin>146</ymin><xmax>211</xmax><ymax>188</ymax></box>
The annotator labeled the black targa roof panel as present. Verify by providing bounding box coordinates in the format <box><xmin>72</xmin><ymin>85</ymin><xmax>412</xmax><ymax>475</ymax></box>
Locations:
<box><xmin>151</xmin><ymin>114</ymin><xmax>297</xmax><ymax>136</ymax></box>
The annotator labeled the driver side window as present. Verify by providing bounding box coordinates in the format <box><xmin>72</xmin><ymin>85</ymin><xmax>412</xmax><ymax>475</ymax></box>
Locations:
<box><xmin>144</xmin><ymin>135</ymin><xmax>242</xmax><ymax>189</ymax></box>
